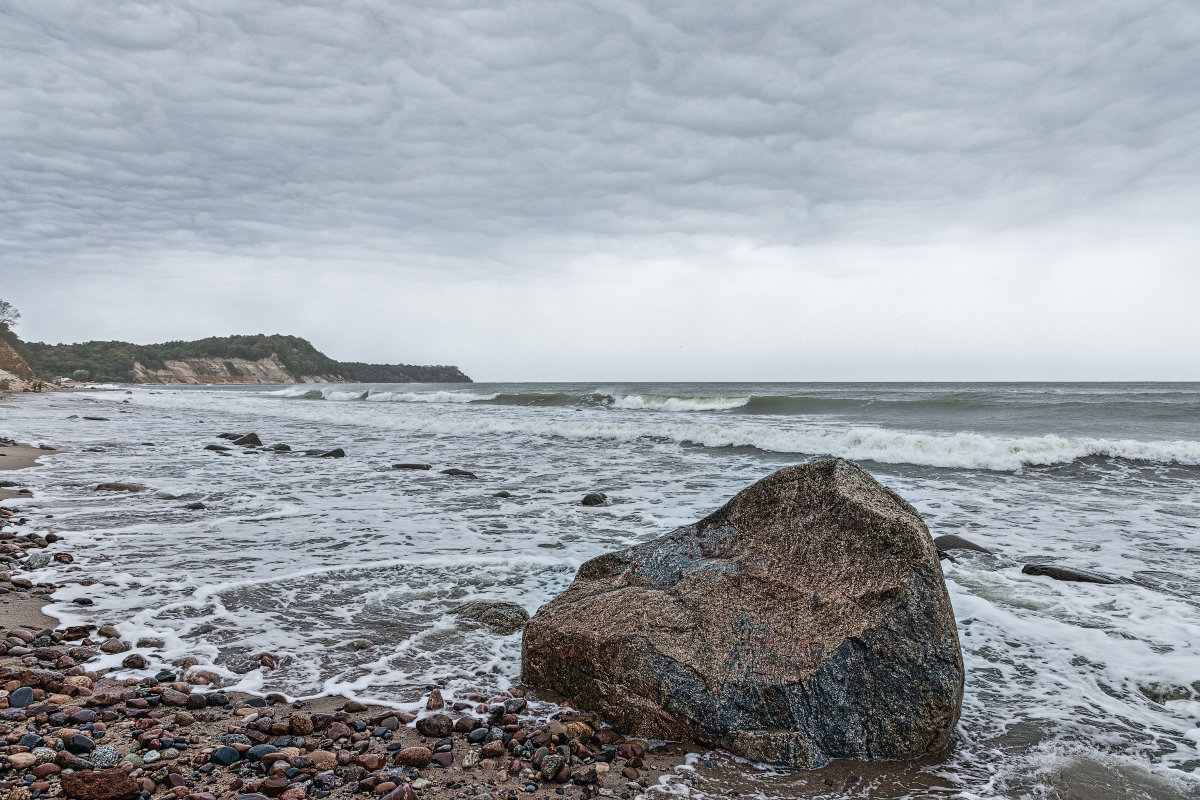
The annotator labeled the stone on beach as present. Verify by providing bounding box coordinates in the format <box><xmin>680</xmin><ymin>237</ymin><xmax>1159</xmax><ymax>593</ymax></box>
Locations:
<box><xmin>522</xmin><ymin>457</ymin><xmax>964</xmax><ymax>769</ymax></box>
<box><xmin>93</xmin><ymin>483</ymin><xmax>142</xmax><ymax>492</ymax></box>
<box><xmin>415</xmin><ymin>713</ymin><xmax>453</xmax><ymax>738</ymax></box>
<box><xmin>60</xmin><ymin>768</ymin><xmax>140</xmax><ymax>800</ymax></box>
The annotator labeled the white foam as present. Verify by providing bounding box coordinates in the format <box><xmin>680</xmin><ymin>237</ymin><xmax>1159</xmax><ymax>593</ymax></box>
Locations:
<box><xmin>364</xmin><ymin>390</ymin><xmax>499</xmax><ymax>403</ymax></box>
<box><xmin>209</xmin><ymin>397</ymin><xmax>1200</xmax><ymax>470</ymax></box>
<box><xmin>10</xmin><ymin>385</ymin><xmax>1200</xmax><ymax>798</ymax></box>
<box><xmin>608</xmin><ymin>393</ymin><xmax>751</xmax><ymax>412</ymax></box>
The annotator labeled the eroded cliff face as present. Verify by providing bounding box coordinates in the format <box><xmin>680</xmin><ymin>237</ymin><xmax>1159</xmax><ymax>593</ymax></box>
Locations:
<box><xmin>0</xmin><ymin>336</ymin><xmax>36</xmax><ymax>389</ymax></box>
<box><xmin>131</xmin><ymin>355</ymin><xmax>342</xmax><ymax>385</ymax></box>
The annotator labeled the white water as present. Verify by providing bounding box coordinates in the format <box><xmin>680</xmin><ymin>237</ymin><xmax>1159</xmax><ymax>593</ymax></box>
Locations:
<box><xmin>2</xmin><ymin>383</ymin><xmax>1198</xmax><ymax>799</ymax></box>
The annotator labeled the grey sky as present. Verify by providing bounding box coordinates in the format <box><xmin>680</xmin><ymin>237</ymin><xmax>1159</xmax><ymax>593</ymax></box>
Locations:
<box><xmin>2</xmin><ymin>0</ymin><xmax>1198</xmax><ymax>380</ymax></box>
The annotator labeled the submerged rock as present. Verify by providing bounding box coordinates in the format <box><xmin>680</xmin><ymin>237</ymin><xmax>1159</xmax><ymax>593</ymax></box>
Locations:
<box><xmin>933</xmin><ymin>534</ymin><xmax>991</xmax><ymax>554</ymax></box>
<box><xmin>393</xmin><ymin>463</ymin><xmax>432</xmax><ymax>470</ymax></box>
<box><xmin>1021</xmin><ymin>563</ymin><xmax>1121</xmax><ymax>584</ymax></box>
<box><xmin>522</xmin><ymin>458</ymin><xmax>964</xmax><ymax>769</ymax></box>
<box><xmin>441</xmin><ymin>468</ymin><xmax>477</xmax><ymax>478</ymax></box>
<box><xmin>94</xmin><ymin>483</ymin><xmax>142</xmax><ymax>493</ymax></box>
<box><xmin>232</xmin><ymin>433</ymin><xmax>262</xmax><ymax>447</ymax></box>
<box><xmin>454</xmin><ymin>600</ymin><xmax>530</xmax><ymax>635</ymax></box>
<box><xmin>580</xmin><ymin>492</ymin><xmax>609</xmax><ymax>506</ymax></box>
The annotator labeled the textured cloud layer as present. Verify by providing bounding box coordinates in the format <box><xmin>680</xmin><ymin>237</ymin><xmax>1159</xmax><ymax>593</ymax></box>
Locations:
<box><xmin>2</xmin><ymin>1</ymin><xmax>1198</xmax><ymax>378</ymax></box>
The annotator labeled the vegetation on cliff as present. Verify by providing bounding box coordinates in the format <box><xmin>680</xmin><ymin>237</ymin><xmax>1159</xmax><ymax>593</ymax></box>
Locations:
<box><xmin>19</xmin><ymin>334</ymin><xmax>470</xmax><ymax>383</ymax></box>
<box><xmin>18</xmin><ymin>335</ymin><xmax>346</xmax><ymax>383</ymax></box>
<box><xmin>0</xmin><ymin>300</ymin><xmax>469</xmax><ymax>383</ymax></box>
<box><xmin>340</xmin><ymin>361</ymin><xmax>471</xmax><ymax>383</ymax></box>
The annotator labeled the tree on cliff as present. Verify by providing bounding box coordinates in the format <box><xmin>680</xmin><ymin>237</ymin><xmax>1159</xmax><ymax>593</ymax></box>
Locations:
<box><xmin>0</xmin><ymin>298</ymin><xmax>18</xmax><ymax>331</ymax></box>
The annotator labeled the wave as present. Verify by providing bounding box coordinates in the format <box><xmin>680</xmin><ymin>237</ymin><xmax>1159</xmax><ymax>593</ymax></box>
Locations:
<box><xmin>263</xmin><ymin>387</ymin><xmax>498</xmax><ymax>403</ymax></box>
<box><xmin>363</xmin><ymin>390</ymin><xmax>500</xmax><ymax>403</ymax></box>
<box><xmin>263</xmin><ymin>387</ymin><xmax>751</xmax><ymax>411</ymax></box>
<box><xmin>258</xmin><ymin>387</ymin><xmax>1200</xmax><ymax>430</ymax></box>
<box><xmin>607</xmin><ymin>393</ymin><xmax>750</xmax><ymax>412</ymax></box>
<box><xmin>243</xmin><ymin>392</ymin><xmax>1200</xmax><ymax>470</ymax></box>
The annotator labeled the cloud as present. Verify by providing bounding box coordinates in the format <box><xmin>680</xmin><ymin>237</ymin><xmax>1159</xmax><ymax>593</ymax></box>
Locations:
<box><xmin>2</xmin><ymin>0</ymin><xmax>1199</xmax><ymax>377</ymax></box>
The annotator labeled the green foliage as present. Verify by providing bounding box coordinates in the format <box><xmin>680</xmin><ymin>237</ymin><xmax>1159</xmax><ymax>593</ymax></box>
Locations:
<box><xmin>16</xmin><ymin>333</ymin><xmax>471</xmax><ymax>384</ymax></box>
<box><xmin>341</xmin><ymin>362</ymin><xmax>470</xmax><ymax>383</ymax></box>
<box><xmin>0</xmin><ymin>298</ymin><xmax>18</xmax><ymax>331</ymax></box>
<box><xmin>72</xmin><ymin>369</ymin><xmax>90</xmax><ymax>381</ymax></box>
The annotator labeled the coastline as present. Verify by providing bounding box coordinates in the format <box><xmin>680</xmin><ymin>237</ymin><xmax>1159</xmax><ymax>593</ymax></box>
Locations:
<box><xmin>0</xmin><ymin>433</ymin><xmax>59</xmax><ymax>631</ymax></box>
<box><xmin>2</xmin><ymin>407</ymin><xmax>699</xmax><ymax>800</ymax></box>
<box><xmin>0</xmin><ymin>397</ymin><xmax>960</xmax><ymax>800</ymax></box>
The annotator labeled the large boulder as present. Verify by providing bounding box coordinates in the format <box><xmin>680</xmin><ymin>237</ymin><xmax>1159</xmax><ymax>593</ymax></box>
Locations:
<box><xmin>521</xmin><ymin>458</ymin><xmax>963</xmax><ymax>768</ymax></box>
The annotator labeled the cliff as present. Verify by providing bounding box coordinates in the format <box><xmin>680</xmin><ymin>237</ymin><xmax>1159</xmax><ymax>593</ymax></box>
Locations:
<box><xmin>0</xmin><ymin>332</ymin><xmax>36</xmax><ymax>390</ymax></box>
<box><xmin>14</xmin><ymin>333</ymin><xmax>471</xmax><ymax>385</ymax></box>
<box><xmin>131</xmin><ymin>355</ymin><xmax>344</xmax><ymax>385</ymax></box>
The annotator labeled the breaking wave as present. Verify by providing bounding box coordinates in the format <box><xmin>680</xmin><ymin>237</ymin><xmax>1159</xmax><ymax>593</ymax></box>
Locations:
<box><xmin>264</xmin><ymin>387</ymin><xmax>751</xmax><ymax>411</ymax></box>
<box><xmin>264</xmin><ymin>387</ymin><xmax>498</xmax><ymax>403</ymax></box>
<box><xmin>247</xmin><ymin>392</ymin><xmax>1200</xmax><ymax>470</ymax></box>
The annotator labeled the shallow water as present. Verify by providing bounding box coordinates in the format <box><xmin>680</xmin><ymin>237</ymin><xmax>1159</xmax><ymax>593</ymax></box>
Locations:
<box><xmin>2</xmin><ymin>382</ymin><xmax>1198</xmax><ymax>799</ymax></box>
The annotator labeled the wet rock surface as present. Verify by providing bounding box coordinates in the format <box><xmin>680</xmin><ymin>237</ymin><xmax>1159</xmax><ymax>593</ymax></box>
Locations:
<box><xmin>453</xmin><ymin>601</ymin><xmax>529</xmax><ymax>635</ymax></box>
<box><xmin>523</xmin><ymin>458</ymin><xmax>964</xmax><ymax>768</ymax></box>
<box><xmin>1021</xmin><ymin>563</ymin><xmax>1122</xmax><ymax>584</ymax></box>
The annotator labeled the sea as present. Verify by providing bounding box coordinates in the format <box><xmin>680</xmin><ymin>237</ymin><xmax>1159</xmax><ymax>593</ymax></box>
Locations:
<box><xmin>2</xmin><ymin>382</ymin><xmax>1199</xmax><ymax>799</ymax></box>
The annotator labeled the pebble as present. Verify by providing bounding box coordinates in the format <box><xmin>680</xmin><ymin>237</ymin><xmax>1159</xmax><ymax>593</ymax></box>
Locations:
<box><xmin>209</xmin><ymin>746</ymin><xmax>240</xmax><ymax>766</ymax></box>
<box><xmin>246</xmin><ymin>744</ymin><xmax>279</xmax><ymax>761</ymax></box>
<box><xmin>8</xmin><ymin>685</ymin><xmax>34</xmax><ymax>707</ymax></box>
<box><xmin>90</xmin><ymin>745</ymin><xmax>120</xmax><ymax>768</ymax></box>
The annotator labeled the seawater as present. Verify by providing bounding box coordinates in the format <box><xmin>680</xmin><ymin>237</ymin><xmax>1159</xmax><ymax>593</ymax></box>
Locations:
<box><xmin>2</xmin><ymin>383</ymin><xmax>1199</xmax><ymax>799</ymax></box>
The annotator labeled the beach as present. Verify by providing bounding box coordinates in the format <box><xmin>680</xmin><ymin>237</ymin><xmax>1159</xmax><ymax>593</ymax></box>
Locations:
<box><xmin>2</xmin><ymin>385</ymin><xmax>1199</xmax><ymax>800</ymax></box>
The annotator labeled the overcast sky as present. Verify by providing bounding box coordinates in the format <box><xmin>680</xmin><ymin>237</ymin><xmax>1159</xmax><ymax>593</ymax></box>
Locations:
<box><xmin>2</xmin><ymin>0</ymin><xmax>1198</xmax><ymax>380</ymax></box>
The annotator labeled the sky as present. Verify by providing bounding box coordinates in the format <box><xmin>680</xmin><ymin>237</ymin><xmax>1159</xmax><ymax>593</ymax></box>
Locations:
<box><xmin>2</xmin><ymin>0</ymin><xmax>1199</xmax><ymax>381</ymax></box>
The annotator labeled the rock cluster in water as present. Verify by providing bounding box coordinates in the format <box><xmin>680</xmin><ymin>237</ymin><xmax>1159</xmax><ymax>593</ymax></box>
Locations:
<box><xmin>523</xmin><ymin>458</ymin><xmax>965</xmax><ymax>768</ymax></box>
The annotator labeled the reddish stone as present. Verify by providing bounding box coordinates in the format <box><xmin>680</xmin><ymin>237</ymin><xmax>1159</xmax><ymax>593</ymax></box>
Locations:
<box><xmin>356</xmin><ymin>753</ymin><xmax>385</xmax><ymax>771</ymax></box>
<box><xmin>261</xmin><ymin>777</ymin><xmax>290</xmax><ymax>796</ymax></box>
<box><xmin>481</xmin><ymin>740</ymin><xmax>505</xmax><ymax>758</ymax></box>
<box><xmin>325</xmin><ymin>721</ymin><xmax>352</xmax><ymax>740</ymax></box>
<box><xmin>379</xmin><ymin>785</ymin><xmax>417</xmax><ymax>800</ymax></box>
<box><xmin>289</xmin><ymin>713</ymin><xmax>314</xmax><ymax>736</ymax></box>
<box><xmin>622</xmin><ymin>766</ymin><xmax>640</xmax><ymax>780</ymax></box>
<box><xmin>393</xmin><ymin>747</ymin><xmax>431</xmax><ymax>768</ymax></box>
<box><xmin>60</xmin><ymin>767</ymin><xmax>140</xmax><ymax>800</ymax></box>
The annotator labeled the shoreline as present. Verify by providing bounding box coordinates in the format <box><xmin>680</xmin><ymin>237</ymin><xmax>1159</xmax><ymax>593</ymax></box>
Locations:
<box><xmin>2</xmin><ymin>417</ymin><xmax>703</xmax><ymax>800</ymax></box>
<box><xmin>0</xmin><ymin>403</ymin><xmax>961</xmax><ymax>800</ymax></box>
<box><xmin>0</xmin><ymin>434</ymin><xmax>60</xmax><ymax>631</ymax></box>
